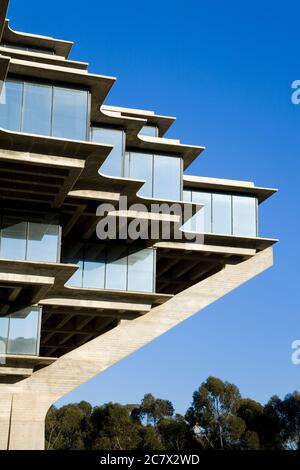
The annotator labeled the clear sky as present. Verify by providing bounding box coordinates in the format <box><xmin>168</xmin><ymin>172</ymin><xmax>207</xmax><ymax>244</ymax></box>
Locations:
<box><xmin>8</xmin><ymin>0</ymin><xmax>300</xmax><ymax>413</ymax></box>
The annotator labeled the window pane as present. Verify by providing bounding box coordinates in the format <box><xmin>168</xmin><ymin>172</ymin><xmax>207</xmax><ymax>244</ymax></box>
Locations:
<box><xmin>153</xmin><ymin>154</ymin><xmax>182</xmax><ymax>200</ymax></box>
<box><xmin>139</xmin><ymin>125</ymin><xmax>158</xmax><ymax>137</ymax></box>
<box><xmin>212</xmin><ymin>193</ymin><xmax>232</xmax><ymax>234</ymax></box>
<box><xmin>62</xmin><ymin>242</ymin><xmax>84</xmax><ymax>287</ymax></box>
<box><xmin>92</xmin><ymin>127</ymin><xmax>124</xmax><ymax>177</ymax></box>
<box><xmin>232</xmin><ymin>195</ymin><xmax>257</xmax><ymax>237</ymax></box>
<box><xmin>183</xmin><ymin>190</ymin><xmax>192</xmax><ymax>202</ymax></box>
<box><xmin>83</xmin><ymin>244</ymin><xmax>106</xmax><ymax>289</ymax></box>
<box><xmin>127</xmin><ymin>152</ymin><xmax>153</xmax><ymax>198</ymax></box>
<box><xmin>52</xmin><ymin>86</ymin><xmax>88</xmax><ymax>140</ymax></box>
<box><xmin>0</xmin><ymin>80</ymin><xmax>23</xmax><ymax>131</ymax></box>
<box><xmin>0</xmin><ymin>316</ymin><xmax>9</xmax><ymax>354</ymax></box>
<box><xmin>127</xmin><ymin>248</ymin><xmax>154</xmax><ymax>292</ymax></box>
<box><xmin>192</xmin><ymin>191</ymin><xmax>212</xmax><ymax>233</ymax></box>
<box><xmin>22</xmin><ymin>82</ymin><xmax>52</xmax><ymax>135</ymax></box>
<box><xmin>105</xmin><ymin>246</ymin><xmax>128</xmax><ymax>290</ymax></box>
<box><xmin>1</xmin><ymin>216</ymin><xmax>27</xmax><ymax>260</ymax></box>
<box><xmin>27</xmin><ymin>215</ymin><xmax>59</xmax><ymax>262</ymax></box>
<box><xmin>7</xmin><ymin>307</ymin><xmax>40</xmax><ymax>355</ymax></box>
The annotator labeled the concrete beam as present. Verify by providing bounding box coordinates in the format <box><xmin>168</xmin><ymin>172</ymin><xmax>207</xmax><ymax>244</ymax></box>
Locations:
<box><xmin>1</xmin><ymin>248</ymin><xmax>273</xmax><ymax>449</ymax></box>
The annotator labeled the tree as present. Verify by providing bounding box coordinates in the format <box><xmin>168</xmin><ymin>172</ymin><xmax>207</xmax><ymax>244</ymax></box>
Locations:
<box><xmin>45</xmin><ymin>401</ymin><xmax>92</xmax><ymax>450</ymax></box>
<box><xmin>137</xmin><ymin>426</ymin><xmax>165</xmax><ymax>450</ymax></box>
<box><xmin>186</xmin><ymin>376</ymin><xmax>245</xmax><ymax>449</ymax></box>
<box><xmin>89</xmin><ymin>402</ymin><xmax>141</xmax><ymax>450</ymax></box>
<box><xmin>264</xmin><ymin>393</ymin><xmax>300</xmax><ymax>450</ymax></box>
<box><xmin>158</xmin><ymin>414</ymin><xmax>197</xmax><ymax>451</ymax></box>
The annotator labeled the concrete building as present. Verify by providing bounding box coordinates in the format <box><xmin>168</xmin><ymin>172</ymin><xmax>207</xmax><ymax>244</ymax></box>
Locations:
<box><xmin>0</xmin><ymin>0</ymin><xmax>277</xmax><ymax>450</ymax></box>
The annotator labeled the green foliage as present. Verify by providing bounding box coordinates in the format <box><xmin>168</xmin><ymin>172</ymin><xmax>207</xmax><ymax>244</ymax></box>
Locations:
<box><xmin>45</xmin><ymin>378</ymin><xmax>300</xmax><ymax>450</ymax></box>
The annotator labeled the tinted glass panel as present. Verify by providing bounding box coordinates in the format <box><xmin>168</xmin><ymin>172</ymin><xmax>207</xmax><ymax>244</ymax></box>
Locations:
<box><xmin>22</xmin><ymin>82</ymin><xmax>52</xmax><ymax>135</ymax></box>
<box><xmin>127</xmin><ymin>152</ymin><xmax>153</xmax><ymax>198</ymax></box>
<box><xmin>27</xmin><ymin>215</ymin><xmax>59</xmax><ymax>262</ymax></box>
<box><xmin>232</xmin><ymin>195</ymin><xmax>257</xmax><ymax>237</ymax></box>
<box><xmin>62</xmin><ymin>243</ymin><xmax>84</xmax><ymax>287</ymax></box>
<box><xmin>153</xmin><ymin>154</ymin><xmax>181</xmax><ymax>200</ymax></box>
<box><xmin>7</xmin><ymin>307</ymin><xmax>39</xmax><ymax>355</ymax></box>
<box><xmin>0</xmin><ymin>80</ymin><xmax>22</xmax><ymax>131</ymax></box>
<box><xmin>52</xmin><ymin>86</ymin><xmax>88</xmax><ymax>140</ymax></box>
<box><xmin>183</xmin><ymin>190</ymin><xmax>192</xmax><ymax>202</ymax></box>
<box><xmin>83</xmin><ymin>244</ymin><xmax>106</xmax><ymax>289</ymax></box>
<box><xmin>0</xmin><ymin>316</ymin><xmax>9</xmax><ymax>354</ymax></box>
<box><xmin>139</xmin><ymin>125</ymin><xmax>158</xmax><ymax>137</ymax></box>
<box><xmin>1</xmin><ymin>216</ymin><xmax>27</xmax><ymax>260</ymax></box>
<box><xmin>127</xmin><ymin>248</ymin><xmax>154</xmax><ymax>292</ymax></box>
<box><xmin>105</xmin><ymin>246</ymin><xmax>128</xmax><ymax>290</ymax></box>
<box><xmin>92</xmin><ymin>127</ymin><xmax>124</xmax><ymax>177</ymax></box>
<box><xmin>212</xmin><ymin>193</ymin><xmax>232</xmax><ymax>234</ymax></box>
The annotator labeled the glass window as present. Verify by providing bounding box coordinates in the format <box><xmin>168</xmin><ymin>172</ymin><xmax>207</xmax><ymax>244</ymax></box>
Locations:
<box><xmin>22</xmin><ymin>82</ymin><xmax>52</xmax><ymax>135</ymax></box>
<box><xmin>7</xmin><ymin>307</ymin><xmax>40</xmax><ymax>355</ymax></box>
<box><xmin>83</xmin><ymin>244</ymin><xmax>106</xmax><ymax>289</ymax></box>
<box><xmin>232</xmin><ymin>195</ymin><xmax>257</xmax><ymax>237</ymax></box>
<box><xmin>0</xmin><ymin>316</ymin><xmax>9</xmax><ymax>354</ymax></box>
<box><xmin>52</xmin><ymin>86</ymin><xmax>88</xmax><ymax>140</ymax></box>
<box><xmin>0</xmin><ymin>80</ymin><xmax>23</xmax><ymax>131</ymax></box>
<box><xmin>0</xmin><ymin>212</ymin><xmax>60</xmax><ymax>263</ymax></box>
<box><xmin>192</xmin><ymin>191</ymin><xmax>212</xmax><ymax>233</ymax></box>
<box><xmin>127</xmin><ymin>248</ymin><xmax>154</xmax><ymax>292</ymax></box>
<box><xmin>1</xmin><ymin>216</ymin><xmax>27</xmax><ymax>260</ymax></box>
<box><xmin>126</xmin><ymin>152</ymin><xmax>153</xmax><ymax>198</ymax></box>
<box><xmin>105</xmin><ymin>246</ymin><xmax>128</xmax><ymax>290</ymax></box>
<box><xmin>139</xmin><ymin>125</ymin><xmax>158</xmax><ymax>137</ymax></box>
<box><xmin>212</xmin><ymin>193</ymin><xmax>232</xmax><ymax>234</ymax></box>
<box><xmin>62</xmin><ymin>242</ymin><xmax>84</xmax><ymax>287</ymax></box>
<box><xmin>183</xmin><ymin>190</ymin><xmax>192</xmax><ymax>202</ymax></box>
<box><xmin>153</xmin><ymin>154</ymin><xmax>182</xmax><ymax>200</ymax></box>
<box><xmin>92</xmin><ymin>127</ymin><xmax>124</xmax><ymax>177</ymax></box>
<box><xmin>27</xmin><ymin>215</ymin><xmax>59</xmax><ymax>262</ymax></box>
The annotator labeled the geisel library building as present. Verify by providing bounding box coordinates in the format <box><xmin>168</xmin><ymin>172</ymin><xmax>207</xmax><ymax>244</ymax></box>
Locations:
<box><xmin>0</xmin><ymin>0</ymin><xmax>277</xmax><ymax>450</ymax></box>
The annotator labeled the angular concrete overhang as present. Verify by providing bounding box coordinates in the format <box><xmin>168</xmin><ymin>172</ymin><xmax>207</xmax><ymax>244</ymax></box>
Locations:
<box><xmin>128</xmin><ymin>134</ymin><xmax>205</xmax><ymax>170</ymax></box>
<box><xmin>101</xmin><ymin>105</ymin><xmax>176</xmax><ymax>137</ymax></box>
<box><xmin>154</xmin><ymin>241</ymin><xmax>258</xmax><ymax>294</ymax></box>
<box><xmin>0</xmin><ymin>259</ymin><xmax>78</xmax><ymax>314</ymax></box>
<box><xmin>63</xmin><ymin>190</ymin><xmax>202</xmax><ymax>242</ymax></box>
<box><xmin>202</xmin><ymin>233</ymin><xmax>278</xmax><ymax>251</ymax></box>
<box><xmin>0</xmin><ymin>355</ymin><xmax>57</xmax><ymax>382</ymax></box>
<box><xmin>183</xmin><ymin>175</ymin><xmax>278</xmax><ymax>203</ymax></box>
<box><xmin>39</xmin><ymin>289</ymin><xmax>172</xmax><ymax>357</ymax></box>
<box><xmin>99</xmin><ymin>106</ymin><xmax>204</xmax><ymax>169</ymax></box>
<box><xmin>7</xmin><ymin>57</ymin><xmax>116</xmax><ymax>120</ymax></box>
<box><xmin>0</xmin><ymin>46</ymin><xmax>89</xmax><ymax>70</ymax></box>
<box><xmin>0</xmin><ymin>130</ymin><xmax>115</xmax><ymax>208</ymax></box>
<box><xmin>1</xmin><ymin>20</ymin><xmax>73</xmax><ymax>58</ymax></box>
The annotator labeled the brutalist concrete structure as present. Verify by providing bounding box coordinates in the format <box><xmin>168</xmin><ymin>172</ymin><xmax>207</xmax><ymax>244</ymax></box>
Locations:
<box><xmin>0</xmin><ymin>0</ymin><xmax>277</xmax><ymax>449</ymax></box>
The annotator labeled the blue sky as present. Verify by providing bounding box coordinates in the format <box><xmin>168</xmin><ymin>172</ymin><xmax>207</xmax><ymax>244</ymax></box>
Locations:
<box><xmin>8</xmin><ymin>0</ymin><xmax>300</xmax><ymax>412</ymax></box>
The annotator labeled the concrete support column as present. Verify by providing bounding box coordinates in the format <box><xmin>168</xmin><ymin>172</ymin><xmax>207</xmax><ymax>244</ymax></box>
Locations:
<box><xmin>0</xmin><ymin>389</ymin><xmax>52</xmax><ymax>450</ymax></box>
<box><xmin>8</xmin><ymin>392</ymin><xmax>52</xmax><ymax>450</ymax></box>
<box><xmin>0</xmin><ymin>390</ymin><xmax>13</xmax><ymax>450</ymax></box>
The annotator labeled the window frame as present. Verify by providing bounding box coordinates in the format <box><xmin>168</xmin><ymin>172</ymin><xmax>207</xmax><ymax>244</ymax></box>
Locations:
<box><xmin>1</xmin><ymin>76</ymin><xmax>91</xmax><ymax>141</ymax></box>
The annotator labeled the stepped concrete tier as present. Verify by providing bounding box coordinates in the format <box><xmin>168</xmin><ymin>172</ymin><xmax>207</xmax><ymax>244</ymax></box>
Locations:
<box><xmin>0</xmin><ymin>0</ymin><xmax>277</xmax><ymax>449</ymax></box>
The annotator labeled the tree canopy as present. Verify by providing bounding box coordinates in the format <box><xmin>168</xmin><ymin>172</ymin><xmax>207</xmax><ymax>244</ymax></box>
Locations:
<box><xmin>45</xmin><ymin>377</ymin><xmax>300</xmax><ymax>450</ymax></box>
